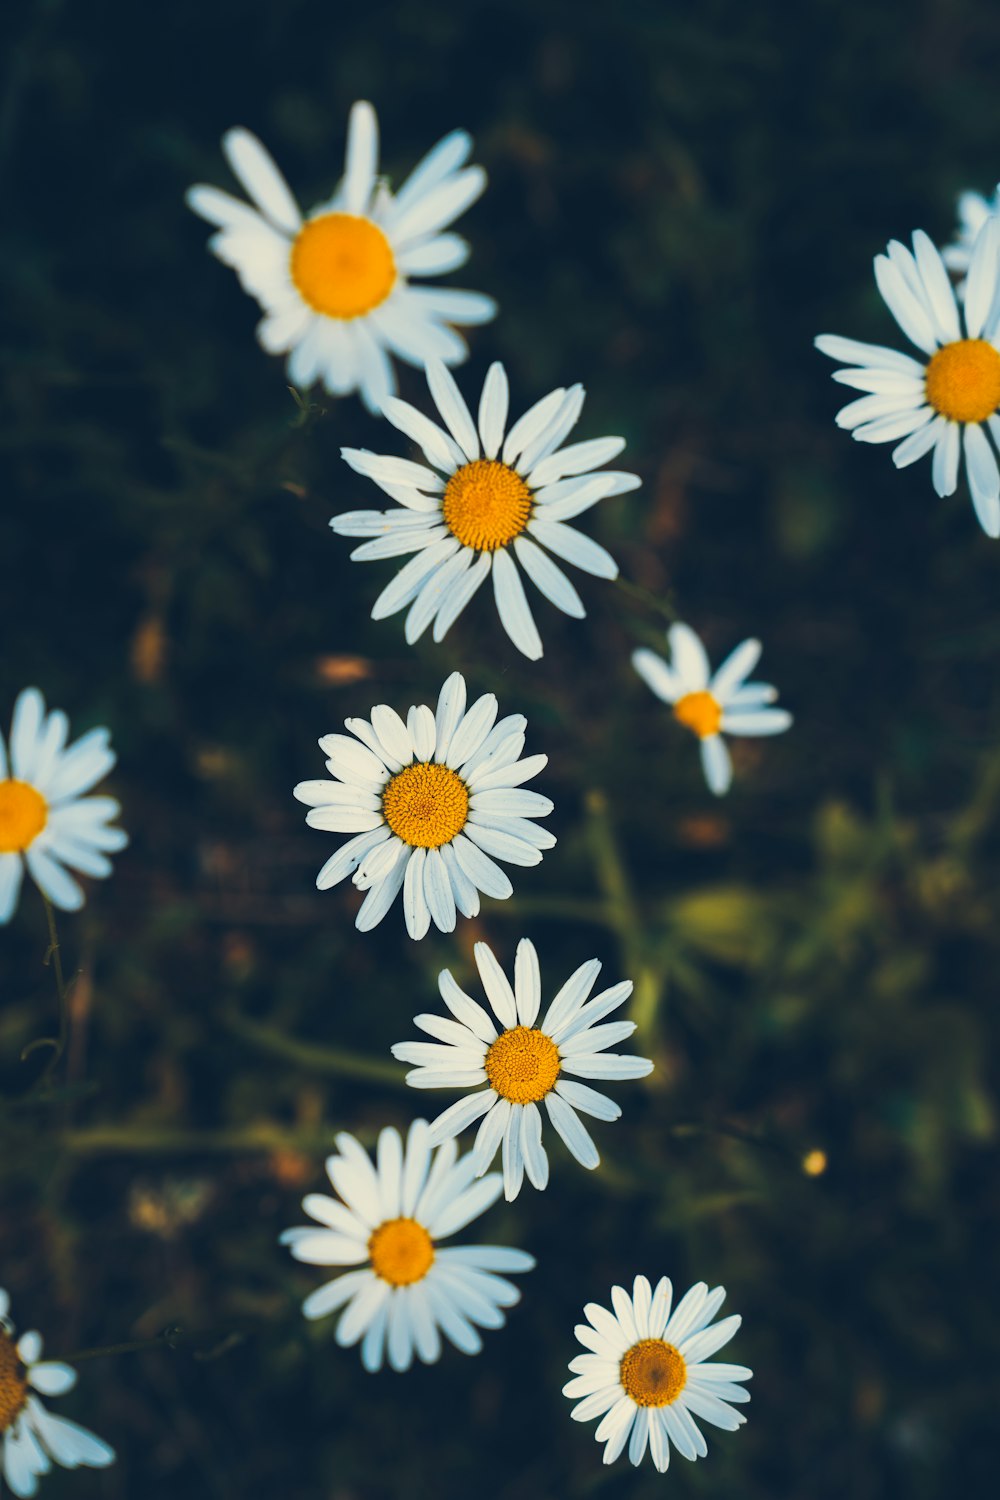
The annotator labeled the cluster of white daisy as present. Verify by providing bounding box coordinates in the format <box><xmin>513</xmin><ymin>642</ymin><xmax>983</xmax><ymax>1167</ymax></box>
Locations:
<box><xmin>16</xmin><ymin>104</ymin><xmax>993</xmax><ymax>1495</ymax></box>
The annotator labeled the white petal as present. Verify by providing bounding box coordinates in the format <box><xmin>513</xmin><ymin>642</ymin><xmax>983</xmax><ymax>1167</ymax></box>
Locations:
<box><xmin>553</xmin><ymin>1079</ymin><xmax>621</xmax><ymax>1121</ymax></box>
<box><xmin>438</xmin><ymin>970</ymin><xmax>498</xmax><ymax>1041</ymax></box>
<box><xmin>491</xmin><ymin>549</ymin><xmax>543</xmax><ymax>659</ymax></box>
<box><xmin>815</xmin><ymin>334</ymin><xmax>926</xmax><ymax>374</ymax></box>
<box><xmin>474</xmin><ymin>942</ymin><xmax>518</xmax><ymax>1027</ymax></box>
<box><xmin>432</xmin><ymin>551</ymin><xmax>492</xmax><ymax>642</ymax></box>
<box><xmin>964</xmin><ymin>424</ymin><xmax>1000</xmax><ymax>537</ymax></box>
<box><xmin>478</xmin><ymin>362</ymin><xmax>509</xmax><ymax>459</ymax></box>
<box><xmin>513</xmin><ymin>536</ymin><xmax>586</xmax><ymax>618</ymax></box>
<box><xmin>423</xmin><ymin>847</ymin><xmax>457</xmax><ymax>932</ymax></box>
<box><xmin>632</xmin><ymin>646</ymin><xmax>681</xmax><ymax>704</ymax></box>
<box><xmin>709</xmin><ymin>638</ymin><xmax>761</xmax><ymax>701</ymax></box>
<box><xmin>892</xmin><ymin>414</ymin><xmax>945</xmax><ymax>469</ymax></box>
<box><xmin>403</xmin><ymin>847</ymin><xmax>431</xmax><ymax>940</ymax></box>
<box><xmin>434</xmin><ymin>672</ymin><xmax>467</xmax><ymax>763</ymax></box>
<box><xmin>527</xmin><ymin>519</ymin><xmax>618</xmax><ymax>579</ymax></box>
<box><xmin>699</xmin><ymin>735</ymin><xmax>732</xmax><ymax>796</ymax></box>
<box><xmin>342</xmin><ymin>101</ymin><xmax>378</xmax><ymax>215</ymax></box>
<box><xmin>426</xmin><ymin>1091</ymin><xmax>497</xmax><ymax>1144</ymax></box>
<box><xmin>931</xmin><ymin>421</ymin><xmax>961</xmax><ymax>497</ymax></box>
<box><xmin>380</xmin><ymin>396</ymin><xmax>464</xmax><ymax>472</ymax></box>
<box><xmin>964</xmin><ymin>215</ymin><xmax>1000</xmax><ymax>338</ymax></box>
<box><xmin>520</xmin><ymin>1103</ymin><xmax>549</xmax><ymax>1190</ymax></box>
<box><xmin>222</xmin><ymin>128</ymin><xmax>301</xmax><ymax>235</ymax></box>
<box><xmin>514</xmin><ymin>938</ymin><xmax>542</xmax><ymax>1025</ymax></box>
<box><xmin>544</xmin><ymin>1092</ymin><xmax>599</xmax><ymax>1168</ymax></box>
<box><xmin>0</xmin><ymin>853</ymin><xmax>24</xmax><ymax>925</ymax></box>
<box><xmin>912</xmin><ymin>230</ymin><xmax>961</xmax><ymax>343</ymax></box>
<box><xmin>355</xmin><ymin>846</ymin><xmax>409</xmax><ymax>930</ymax></box>
<box><xmin>425</xmin><ymin>359</ymin><xmax>480</xmax><ymax>461</ymax></box>
<box><xmin>502</xmin><ymin>388</ymin><xmax>567</xmax><ymax>467</ymax></box>
<box><xmin>873</xmin><ymin>252</ymin><xmax>938</xmax><ymax>354</ymax></box>
<box><xmin>527</xmin><ymin>435</ymin><xmax>625</xmax><ymax>489</ymax></box>
<box><xmin>445</xmin><ymin>693</ymin><xmax>499</xmax><ymax>769</ymax></box>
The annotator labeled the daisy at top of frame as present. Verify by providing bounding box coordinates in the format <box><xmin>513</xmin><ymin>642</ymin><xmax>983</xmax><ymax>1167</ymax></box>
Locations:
<box><xmin>391</xmin><ymin>937</ymin><xmax>653</xmax><ymax>1202</ymax></box>
<box><xmin>0</xmin><ymin>688</ymin><xmax>127</xmax><ymax>925</ymax></box>
<box><xmin>331</xmin><ymin>358</ymin><xmax>640</xmax><ymax>659</ymax></box>
<box><xmin>815</xmin><ymin>216</ymin><xmax>1000</xmax><ymax>537</ymax></box>
<box><xmin>279</xmin><ymin>1119</ymin><xmax>535</xmax><ymax>1374</ymax></box>
<box><xmin>941</xmin><ymin>184</ymin><xmax>1000</xmax><ymax>294</ymax></box>
<box><xmin>564</xmin><ymin>1275</ymin><xmax>751</xmax><ymax>1474</ymax></box>
<box><xmin>186</xmin><ymin>101</ymin><xmax>496</xmax><ymax>412</ymax></box>
<box><xmin>292</xmin><ymin>670</ymin><xmax>554</xmax><ymax>940</ymax></box>
<box><xmin>0</xmin><ymin>1287</ymin><xmax>115</xmax><ymax>1499</ymax></box>
<box><xmin>632</xmin><ymin>622</ymin><xmax>791</xmax><ymax>797</ymax></box>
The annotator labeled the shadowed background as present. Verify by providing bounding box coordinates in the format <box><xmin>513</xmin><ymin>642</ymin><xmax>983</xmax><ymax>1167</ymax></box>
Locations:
<box><xmin>1</xmin><ymin>0</ymin><xmax>999</xmax><ymax>1495</ymax></box>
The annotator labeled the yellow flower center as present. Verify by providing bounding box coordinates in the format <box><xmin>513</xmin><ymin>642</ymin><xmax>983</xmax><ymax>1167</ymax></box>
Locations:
<box><xmin>290</xmin><ymin>212</ymin><xmax>396</xmax><ymax>320</ymax></box>
<box><xmin>442</xmin><ymin>460</ymin><xmax>533</xmax><ymax>552</ymax></box>
<box><xmin>368</xmin><ymin>1217</ymin><xmax>435</xmax><ymax>1286</ymax></box>
<box><xmin>673</xmin><ymin>691</ymin><xmax>722</xmax><ymax>739</ymax></box>
<box><xmin>484</xmin><ymin>1026</ymin><xmax>561</xmax><ymax>1104</ymax></box>
<box><xmin>381</xmin><ymin>762</ymin><xmax>469</xmax><ymax>849</ymax></box>
<box><xmin>619</xmin><ymin>1339</ymin><xmax>688</xmax><ymax>1408</ymax></box>
<box><xmin>0</xmin><ymin>779</ymin><xmax>47</xmax><ymax>854</ymax></box>
<box><xmin>0</xmin><ymin>1331</ymin><xmax>28</xmax><ymax>1434</ymax></box>
<box><xmin>924</xmin><ymin>338</ymin><xmax>1000</xmax><ymax>424</ymax></box>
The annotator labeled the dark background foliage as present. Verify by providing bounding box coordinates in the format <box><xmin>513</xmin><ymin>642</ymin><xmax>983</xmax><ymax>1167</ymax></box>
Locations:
<box><xmin>2</xmin><ymin>0</ymin><xmax>999</xmax><ymax>1495</ymax></box>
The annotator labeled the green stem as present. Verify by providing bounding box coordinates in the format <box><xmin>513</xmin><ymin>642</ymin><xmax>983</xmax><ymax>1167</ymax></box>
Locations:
<box><xmin>222</xmin><ymin>1007</ymin><xmax>403</xmax><ymax>1087</ymax></box>
<box><xmin>59</xmin><ymin>1123</ymin><xmax>345</xmax><ymax>1155</ymax></box>
<box><xmin>21</xmin><ymin>897</ymin><xmax>72</xmax><ymax>1083</ymax></box>
<box><xmin>584</xmin><ymin>789</ymin><xmax>662</xmax><ymax>1041</ymax></box>
<box><xmin>614</xmin><ymin>574</ymin><xmax>679</xmax><ymax>624</ymax></box>
<box><xmin>64</xmin><ymin>1326</ymin><xmax>245</xmax><ymax>1364</ymax></box>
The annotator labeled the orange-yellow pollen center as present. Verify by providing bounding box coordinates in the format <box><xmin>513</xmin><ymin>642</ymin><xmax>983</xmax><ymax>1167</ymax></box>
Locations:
<box><xmin>368</xmin><ymin>1217</ymin><xmax>435</xmax><ymax>1286</ymax></box>
<box><xmin>925</xmin><ymin>338</ymin><xmax>1000</xmax><ymax>424</ymax></box>
<box><xmin>290</xmin><ymin>212</ymin><xmax>396</xmax><ymax>319</ymax></box>
<box><xmin>0</xmin><ymin>1331</ymin><xmax>28</xmax><ymax>1433</ymax></box>
<box><xmin>442</xmin><ymin>460</ymin><xmax>533</xmax><ymax>552</ymax></box>
<box><xmin>381</xmin><ymin>762</ymin><xmax>469</xmax><ymax>849</ymax></box>
<box><xmin>0</xmin><ymin>779</ymin><xmax>47</xmax><ymax>854</ymax></box>
<box><xmin>484</xmin><ymin>1026</ymin><xmax>561</xmax><ymax>1104</ymax></box>
<box><xmin>673</xmin><ymin>691</ymin><xmax>722</xmax><ymax>739</ymax></box>
<box><xmin>620</xmin><ymin>1339</ymin><xmax>688</xmax><ymax>1407</ymax></box>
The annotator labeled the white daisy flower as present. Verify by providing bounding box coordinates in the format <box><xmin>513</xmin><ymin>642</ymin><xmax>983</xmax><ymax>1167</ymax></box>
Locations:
<box><xmin>293</xmin><ymin>671</ymin><xmax>554</xmax><ymax>940</ymax></box>
<box><xmin>0</xmin><ymin>1287</ymin><xmax>115</xmax><ymax>1498</ymax></box>
<box><xmin>330</xmin><ymin>358</ymin><xmax>640</xmax><ymax>659</ymax></box>
<box><xmin>815</xmin><ymin>218</ymin><xmax>1000</xmax><ymax>536</ymax></box>
<box><xmin>280</xmin><ymin>1119</ymin><xmax>535</xmax><ymax>1372</ymax></box>
<box><xmin>392</xmin><ymin>939</ymin><xmax>653</xmax><ymax>1201</ymax></box>
<box><xmin>186</xmin><ymin>101</ymin><xmax>496</xmax><ymax>413</ymax></box>
<box><xmin>632</xmin><ymin>622</ymin><xmax>791</xmax><ymax>796</ymax></box>
<box><xmin>0</xmin><ymin>688</ymin><xmax>127</xmax><ymax>924</ymax></box>
<box><xmin>564</xmin><ymin>1275</ymin><xmax>752</xmax><ymax>1473</ymax></box>
<box><xmin>942</xmin><ymin>186</ymin><xmax>1000</xmax><ymax>292</ymax></box>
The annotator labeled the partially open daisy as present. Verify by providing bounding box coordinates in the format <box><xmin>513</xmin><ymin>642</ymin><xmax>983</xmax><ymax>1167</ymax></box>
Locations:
<box><xmin>632</xmin><ymin>622</ymin><xmax>791</xmax><ymax>796</ymax></box>
<box><xmin>186</xmin><ymin>101</ymin><xmax>496</xmax><ymax>412</ymax></box>
<box><xmin>564</xmin><ymin>1276</ymin><xmax>751</xmax><ymax>1473</ymax></box>
<box><xmin>0</xmin><ymin>688</ymin><xmax>127</xmax><ymax>924</ymax></box>
<box><xmin>331</xmin><ymin>358</ymin><xmax>639</xmax><ymax>658</ymax></box>
<box><xmin>0</xmin><ymin>1288</ymin><xmax>115</xmax><ymax>1498</ymax></box>
<box><xmin>392</xmin><ymin>939</ymin><xmax>653</xmax><ymax>1200</ymax></box>
<box><xmin>293</xmin><ymin>671</ymin><xmax>554</xmax><ymax>939</ymax></box>
<box><xmin>816</xmin><ymin>218</ymin><xmax>1000</xmax><ymax>536</ymax></box>
<box><xmin>280</xmin><ymin>1119</ymin><xmax>534</xmax><ymax>1373</ymax></box>
<box><xmin>942</xmin><ymin>186</ymin><xmax>1000</xmax><ymax>296</ymax></box>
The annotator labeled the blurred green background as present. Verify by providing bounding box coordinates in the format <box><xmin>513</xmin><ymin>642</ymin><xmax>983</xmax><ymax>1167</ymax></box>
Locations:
<box><xmin>2</xmin><ymin>0</ymin><xmax>999</xmax><ymax>1495</ymax></box>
